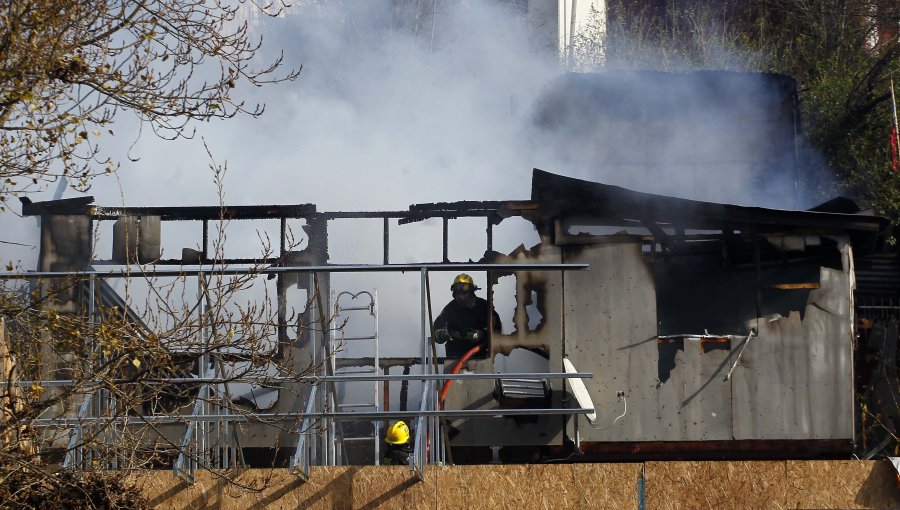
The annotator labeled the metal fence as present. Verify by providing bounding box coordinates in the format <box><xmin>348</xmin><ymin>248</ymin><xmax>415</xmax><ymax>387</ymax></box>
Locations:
<box><xmin>1</xmin><ymin>263</ymin><xmax>592</xmax><ymax>482</ymax></box>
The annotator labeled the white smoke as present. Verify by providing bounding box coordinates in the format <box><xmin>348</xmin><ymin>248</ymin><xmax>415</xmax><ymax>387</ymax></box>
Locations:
<box><xmin>0</xmin><ymin>1</ymin><xmax>836</xmax><ymax>357</ymax></box>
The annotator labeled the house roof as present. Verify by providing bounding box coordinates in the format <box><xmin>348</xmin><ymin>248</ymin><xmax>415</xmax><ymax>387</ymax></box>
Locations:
<box><xmin>531</xmin><ymin>168</ymin><xmax>888</xmax><ymax>235</ymax></box>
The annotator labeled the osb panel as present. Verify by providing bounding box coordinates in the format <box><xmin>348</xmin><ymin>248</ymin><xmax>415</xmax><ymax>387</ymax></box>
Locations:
<box><xmin>130</xmin><ymin>467</ymin><xmax>351</xmax><ymax>510</ymax></box>
<box><xmin>645</xmin><ymin>461</ymin><xmax>786</xmax><ymax>510</ymax></box>
<box><xmin>786</xmin><ymin>460</ymin><xmax>900</xmax><ymax>509</ymax></box>
<box><xmin>350</xmin><ymin>466</ymin><xmax>436</xmax><ymax>510</ymax></box>
<box><xmin>126</xmin><ymin>461</ymin><xmax>900</xmax><ymax>510</ymax></box>
<box><xmin>572</xmin><ymin>463</ymin><xmax>643</xmax><ymax>509</ymax></box>
<box><xmin>434</xmin><ymin>465</ymin><xmax>579</xmax><ymax>510</ymax></box>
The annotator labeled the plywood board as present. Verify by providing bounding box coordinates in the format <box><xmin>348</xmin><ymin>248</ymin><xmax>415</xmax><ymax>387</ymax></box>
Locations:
<box><xmin>435</xmin><ymin>465</ymin><xmax>578</xmax><ymax>510</ymax></box>
<box><xmin>132</xmin><ymin>468</ymin><xmax>352</xmax><ymax>510</ymax></box>
<box><xmin>786</xmin><ymin>460</ymin><xmax>900</xmax><ymax>509</ymax></box>
<box><xmin>572</xmin><ymin>463</ymin><xmax>643</xmax><ymax>509</ymax></box>
<box><xmin>645</xmin><ymin>461</ymin><xmax>786</xmax><ymax>510</ymax></box>
<box><xmin>352</xmin><ymin>466</ymin><xmax>435</xmax><ymax>510</ymax></box>
<box><xmin>126</xmin><ymin>461</ymin><xmax>900</xmax><ymax>510</ymax></box>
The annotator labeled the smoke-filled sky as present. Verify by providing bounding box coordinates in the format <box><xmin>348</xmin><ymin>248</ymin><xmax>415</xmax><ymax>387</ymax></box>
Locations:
<box><xmin>0</xmin><ymin>0</ymin><xmax>835</xmax><ymax>367</ymax></box>
<box><xmin>2</xmin><ymin>1</ymin><xmax>832</xmax><ymax>259</ymax></box>
<box><xmin>3</xmin><ymin>1</ymin><xmax>558</xmax><ymax>259</ymax></box>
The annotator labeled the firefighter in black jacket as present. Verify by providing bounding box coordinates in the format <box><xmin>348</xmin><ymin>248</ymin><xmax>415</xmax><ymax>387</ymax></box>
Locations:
<box><xmin>433</xmin><ymin>273</ymin><xmax>501</xmax><ymax>359</ymax></box>
<box><xmin>383</xmin><ymin>420</ymin><xmax>413</xmax><ymax>466</ymax></box>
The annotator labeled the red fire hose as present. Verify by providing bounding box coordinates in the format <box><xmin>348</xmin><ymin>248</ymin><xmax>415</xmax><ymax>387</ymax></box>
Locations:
<box><xmin>439</xmin><ymin>345</ymin><xmax>482</xmax><ymax>409</ymax></box>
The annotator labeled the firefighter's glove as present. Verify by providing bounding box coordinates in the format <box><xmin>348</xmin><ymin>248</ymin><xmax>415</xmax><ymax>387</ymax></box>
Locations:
<box><xmin>434</xmin><ymin>328</ymin><xmax>451</xmax><ymax>344</ymax></box>
<box><xmin>470</xmin><ymin>329</ymin><xmax>489</xmax><ymax>343</ymax></box>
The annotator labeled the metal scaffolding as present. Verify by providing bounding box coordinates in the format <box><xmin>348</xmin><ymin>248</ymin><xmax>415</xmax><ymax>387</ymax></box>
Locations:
<box><xmin>1</xmin><ymin>262</ymin><xmax>592</xmax><ymax>482</ymax></box>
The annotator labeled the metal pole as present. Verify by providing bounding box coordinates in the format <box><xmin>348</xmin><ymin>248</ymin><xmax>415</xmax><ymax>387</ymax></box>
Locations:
<box><xmin>32</xmin><ymin>407</ymin><xmax>596</xmax><ymax>425</ymax></box>
<box><xmin>0</xmin><ymin>263</ymin><xmax>591</xmax><ymax>279</ymax></box>
<box><xmin>373</xmin><ymin>290</ymin><xmax>381</xmax><ymax>466</ymax></box>
<box><xmin>87</xmin><ymin>274</ymin><xmax>95</xmax><ymax>468</ymax></box>
<box><xmin>309</xmin><ymin>273</ymin><xmax>325</xmax><ymax>466</ymax></box>
<box><xmin>419</xmin><ymin>268</ymin><xmax>429</xmax><ymax>464</ymax></box>
<box><xmin>198</xmin><ymin>271</ymin><xmax>206</xmax><ymax>473</ymax></box>
<box><xmin>383</xmin><ymin>217</ymin><xmax>389</xmax><ymax>265</ymax></box>
<box><xmin>9</xmin><ymin>372</ymin><xmax>593</xmax><ymax>387</ymax></box>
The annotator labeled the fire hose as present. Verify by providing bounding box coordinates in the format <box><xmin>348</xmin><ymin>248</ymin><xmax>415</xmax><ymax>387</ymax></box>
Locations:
<box><xmin>439</xmin><ymin>344</ymin><xmax>483</xmax><ymax>408</ymax></box>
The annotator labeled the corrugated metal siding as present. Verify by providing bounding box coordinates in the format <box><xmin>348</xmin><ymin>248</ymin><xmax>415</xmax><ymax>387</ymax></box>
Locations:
<box><xmin>855</xmin><ymin>253</ymin><xmax>900</xmax><ymax>298</ymax></box>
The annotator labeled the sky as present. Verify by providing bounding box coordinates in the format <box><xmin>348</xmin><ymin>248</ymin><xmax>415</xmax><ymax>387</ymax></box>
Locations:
<box><xmin>0</xmin><ymin>0</ymin><xmax>835</xmax><ymax>378</ymax></box>
<box><xmin>0</xmin><ymin>1</ymin><xmax>567</xmax><ymax>380</ymax></box>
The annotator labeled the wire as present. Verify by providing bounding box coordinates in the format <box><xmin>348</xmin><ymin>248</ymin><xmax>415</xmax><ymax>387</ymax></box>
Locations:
<box><xmin>724</xmin><ymin>330</ymin><xmax>756</xmax><ymax>381</ymax></box>
<box><xmin>589</xmin><ymin>395</ymin><xmax>627</xmax><ymax>430</ymax></box>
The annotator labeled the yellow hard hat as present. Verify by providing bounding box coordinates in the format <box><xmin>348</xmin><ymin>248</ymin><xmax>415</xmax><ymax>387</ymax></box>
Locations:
<box><xmin>451</xmin><ymin>273</ymin><xmax>479</xmax><ymax>293</ymax></box>
<box><xmin>385</xmin><ymin>421</ymin><xmax>410</xmax><ymax>445</ymax></box>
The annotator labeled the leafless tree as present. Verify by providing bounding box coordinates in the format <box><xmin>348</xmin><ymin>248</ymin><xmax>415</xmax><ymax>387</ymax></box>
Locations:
<box><xmin>0</xmin><ymin>0</ymin><xmax>300</xmax><ymax>209</ymax></box>
<box><xmin>0</xmin><ymin>160</ymin><xmax>337</xmax><ymax>508</ymax></box>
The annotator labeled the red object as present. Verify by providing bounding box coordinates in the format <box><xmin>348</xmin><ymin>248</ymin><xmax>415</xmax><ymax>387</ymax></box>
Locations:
<box><xmin>892</xmin><ymin>127</ymin><xmax>899</xmax><ymax>172</ymax></box>
<box><xmin>439</xmin><ymin>345</ymin><xmax>482</xmax><ymax>409</ymax></box>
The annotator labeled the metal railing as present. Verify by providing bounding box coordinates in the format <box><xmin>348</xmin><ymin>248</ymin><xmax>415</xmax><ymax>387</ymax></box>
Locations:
<box><xmin>290</xmin><ymin>385</ymin><xmax>318</xmax><ymax>481</ymax></box>
<box><xmin>412</xmin><ymin>380</ymin><xmax>433</xmax><ymax>480</ymax></box>
<box><xmin>1</xmin><ymin>262</ymin><xmax>591</xmax><ymax>483</ymax></box>
<box><xmin>173</xmin><ymin>365</ymin><xmax>214</xmax><ymax>484</ymax></box>
<box><xmin>61</xmin><ymin>392</ymin><xmax>92</xmax><ymax>470</ymax></box>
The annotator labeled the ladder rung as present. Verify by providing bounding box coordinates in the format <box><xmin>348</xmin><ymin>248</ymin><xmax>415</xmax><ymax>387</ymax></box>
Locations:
<box><xmin>339</xmin><ymin>306</ymin><xmax>371</xmax><ymax>311</ymax></box>
<box><xmin>338</xmin><ymin>335</ymin><xmax>377</xmax><ymax>341</ymax></box>
<box><xmin>338</xmin><ymin>403</ymin><xmax>377</xmax><ymax>409</ymax></box>
<box><xmin>341</xmin><ymin>437</ymin><xmax>375</xmax><ymax>442</ymax></box>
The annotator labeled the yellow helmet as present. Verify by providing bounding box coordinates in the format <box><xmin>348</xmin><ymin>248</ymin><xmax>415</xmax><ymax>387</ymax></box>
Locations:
<box><xmin>451</xmin><ymin>273</ymin><xmax>479</xmax><ymax>293</ymax></box>
<box><xmin>385</xmin><ymin>421</ymin><xmax>410</xmax><ymax>445</ymax></box>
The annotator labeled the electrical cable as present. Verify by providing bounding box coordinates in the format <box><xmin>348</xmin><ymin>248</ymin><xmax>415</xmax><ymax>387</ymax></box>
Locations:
<box><xmin>589</xmin><ymin>395</ymin><xmax>627</xmax><ymax>431</ymax></box>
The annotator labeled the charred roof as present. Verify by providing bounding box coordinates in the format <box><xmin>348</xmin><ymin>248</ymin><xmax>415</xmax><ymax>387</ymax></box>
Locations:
<box><xmin>531</xmin><ymin>169</ymin><xmax>888</xmax><ymax>248</ymax></box>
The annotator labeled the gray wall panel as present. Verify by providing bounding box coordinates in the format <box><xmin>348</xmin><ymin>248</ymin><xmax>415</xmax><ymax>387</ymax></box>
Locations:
<box><xmin>732</xmin><ymin>254</ymin><xmax>854</xmax><ymax>440</ymax></box>
<box><xmin>683</xmin><ymin>339</ymin><xmax>733</xmax><ymax>440</ymax></box>
<box><xmin>563</xmin><ymin>242</ymin><xmax>660</xmax><ymax>441</ymax></box>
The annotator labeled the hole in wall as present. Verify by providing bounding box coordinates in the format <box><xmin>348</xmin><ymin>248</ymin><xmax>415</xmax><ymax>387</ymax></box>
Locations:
<box><xmin>525</xmin><ymin>289</ymin><xmax>543</xmax><ymax>331</ymax></box>
<box><xmin>493</xmin><ymin>348</ymin><xmax>550</xmax><ymax>373</ymax></box>
<box><xmin>493</xmin><ymin>274</ymin><xmax>517</xmax><ymax>335</ymax></box>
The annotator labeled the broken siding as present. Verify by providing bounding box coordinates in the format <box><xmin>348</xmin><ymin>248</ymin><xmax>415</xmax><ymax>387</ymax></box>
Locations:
<box><xmin>444</xmin><ymin>242</ymin><xmax>566</xmax><ymax>446</ymax></box>
<box><xmin>562</xmin><ymin>235</ymin><xmax>854</xmax><ymax>444</ymax></box>
<box><xmin>563</xmin><ymin>242</ymin><xmax>731</xmax><ymax>442</ymax></box>
<box><xmin>681</xmin><ymin>338</ymin><xmax>733</xmax><ymax>440</ymax></box>
<box><xmin>562</xmin><ymin>241</ymin><xmax>662</xmax><ymax>441</ymax></box>
<box><xmin>732</xmin><ymin>242</ymin><xmax>854</xmax><ymax>440</ymax></box>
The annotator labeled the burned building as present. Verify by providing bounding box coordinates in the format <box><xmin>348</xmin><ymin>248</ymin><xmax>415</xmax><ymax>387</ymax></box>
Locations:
<box><xmin>3</xmin><ymin>167</ymin><xmax>892</xmax><ymax>476</ymax></box>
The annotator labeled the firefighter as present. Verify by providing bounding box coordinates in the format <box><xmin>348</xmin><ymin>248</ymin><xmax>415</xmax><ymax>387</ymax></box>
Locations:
<box><xmin>433</xmin><ymin>273</ymin><xmax>501</xmax><ymax>359</ymax></box>
<box><xmin>383</xmin><ymin>420</ymin><xmax>413</xmax><ymax>466</ymax></box>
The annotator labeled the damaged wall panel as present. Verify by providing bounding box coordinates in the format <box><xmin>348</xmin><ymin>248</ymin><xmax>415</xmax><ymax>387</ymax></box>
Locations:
<box><xmin>732</xmin><ymin>242</ymin><xmax>855</xmax><ymax>440</ymax></box>
<box><xmin>562</xmin><ymin>241</ymin><xmax>661</xmax><ymax>441</ymax></box>
<box><xmin>654</xmin><ymin>250</ymin><xmax>759</xmax><ymax>336</ymax></box>
<box><xmin>563</xmin><ymin>242</ymin><xmax>734</xmax><ymax>442</ymax></box>
<box><xmin>680</xmin><ymin>337</ymin><xmax>733</xmax><ymax>441</ymax></box>
<box><xmin>443</xmin><ymin>242</ymin><xmax>566</xmax><ymax>447</ymax></box>
<box><xmin>562</xmin><ymin>235</ymin><xmax>855</xmax><ymax>445</ymax></box>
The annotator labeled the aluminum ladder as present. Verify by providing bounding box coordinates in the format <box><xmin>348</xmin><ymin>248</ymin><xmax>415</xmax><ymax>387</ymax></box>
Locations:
<box><xmin>329</xmin><ymin>290</ymin><xmax>382</xmax><ymax>465</ymax></box>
